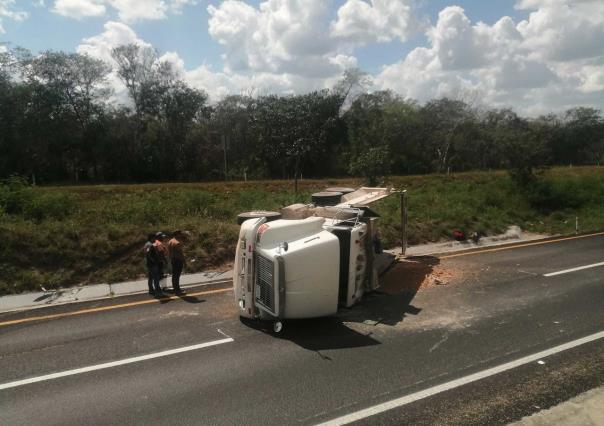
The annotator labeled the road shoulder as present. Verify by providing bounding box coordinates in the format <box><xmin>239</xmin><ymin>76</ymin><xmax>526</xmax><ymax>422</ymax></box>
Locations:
<box><xmin>510</xmin><ymin>385</ymin><xmax>604</xmax><ymax>426</ymax></box>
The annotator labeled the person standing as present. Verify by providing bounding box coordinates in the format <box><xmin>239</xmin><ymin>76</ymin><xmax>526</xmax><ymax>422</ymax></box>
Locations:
<box><xmin>168</xmin><ymin>230</ymin><xmax>186</xmax><ymax>295</ymax></box>
<box><xmin>144</xmin><ymin>233</ymin><xmax>161</xmax><ymax>295</ymax></box>
<box><xmin>154</xmin><ymin>232</ymin><xmax>168</xmax><ymax>291</ymax></box>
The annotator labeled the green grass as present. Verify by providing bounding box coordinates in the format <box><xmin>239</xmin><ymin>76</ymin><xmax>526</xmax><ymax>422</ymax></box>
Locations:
<box><xmin>1</xmin><ymin>167</ymin><xmax>603</xmax><ymax>295</ymax></box>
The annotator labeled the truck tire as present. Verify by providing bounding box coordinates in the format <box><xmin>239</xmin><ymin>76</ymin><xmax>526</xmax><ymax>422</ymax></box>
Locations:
<box><xmin>325</xmin><ymin>187</ymin><xmax>355</xmax><ymax>195</ymax></box>
<box><xmin>311</xmin><ymin>191</ymin><xmax>343</xmax><ymax>206</ymax></box>
<box><xmin>236</xmin><ymin>210</ymin><xmax>281</xmax><ymax>225</ymax></box>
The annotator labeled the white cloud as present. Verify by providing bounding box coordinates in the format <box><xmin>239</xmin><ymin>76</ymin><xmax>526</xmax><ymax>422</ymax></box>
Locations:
<box><xmin>330</xmin><ymin>0</ymin><xmax>415</xmax><ymax>44</ymax></box>
<box><xmin>51</xmin><ymin>0</ymin><xmax>197</xmax><ymax>21</ymax></box>
<box><xmin>170</xmin><ymin>0</ymin><xmax>198</xmax><ymax>14</ymax></box>
<box><xmin>0</xmin><ymin>0</ymin><xmax>28</xmax><ymax>34</ymax></box>
<box><xmin>107</xmin><ymin>0</ymin><xmax>168</xmax><ymax>22</ymax></box>
<box><xmin>208</xmin><ymin>0</ymin><xmax>342</xmax><ymax>76</ymax></box>
<box><xmin>579</xmin><ymin>66</ymin><xmax>604</xmax><ymax>93</ymax></box>
<box><xmin>185</xmin><ymin>65</ymin><xmax>292</xmax><ymax>100</ymax></box>
<box><xmin>516</xmin><ymin>0</ymin><xmax>604</xmax><ymax>62</ymax></box>
<box><xmin>202</xmin><ymin>0</ymin><xmax>429</xmax><ymax>97</ymax></box>
<box><xmin>376</xmin><ymin>2</ymin><xmax>604</xmax><ymax>115</ymax></box>
<box><xmin>329</xmin><ymin>54</ymin><xmax>358</xmax><ymax>70</ymax></box>
<box><xmin>77</xmin><ymin>20</ymin><xmax>150</xmax><ymax>62</ymax></box>
<box><xmin>53</xmin><ymin>0</ymin><xmax>106</xmax><ymax>19</ymax></box>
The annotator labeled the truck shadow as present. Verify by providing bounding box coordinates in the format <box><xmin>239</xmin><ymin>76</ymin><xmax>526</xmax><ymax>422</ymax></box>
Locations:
<box><xmin>241</xmin><ymin>256</ymin><xmax>439</xmax><ymax>352</ymax></box>
<box><xmin>242</xmin><ymin>317</ymin><xmax>380</xmax><ymax>352</ymax></box>
<box><xmin>338</xmin><ymin>256</ymin><xmax>439</xmax><ymax>327</ymax></box>
<box><xmin>278</xmin><ymin>318</ymin><xmax>381</xmax><ymax>352</ymax></box>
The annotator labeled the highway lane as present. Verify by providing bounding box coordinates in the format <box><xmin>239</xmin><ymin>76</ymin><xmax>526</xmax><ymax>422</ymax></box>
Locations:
<box><xmin>1</xmin><ymin>234</ymin><xmax>603</xmax><ymax>425</ymax></box>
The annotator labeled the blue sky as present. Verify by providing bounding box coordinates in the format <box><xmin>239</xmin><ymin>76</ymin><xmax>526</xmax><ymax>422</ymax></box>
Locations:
<box><xmin>1</xmin><ymin>1</ymin><xmax>603</xmax><ymax>115</ymax></box>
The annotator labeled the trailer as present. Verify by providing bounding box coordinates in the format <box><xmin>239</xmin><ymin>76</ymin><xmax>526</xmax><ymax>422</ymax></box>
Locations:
<box><xmin>233</xmin><ymin>187</ymin><xmax>395</xmax><ymax>332</ymax></box>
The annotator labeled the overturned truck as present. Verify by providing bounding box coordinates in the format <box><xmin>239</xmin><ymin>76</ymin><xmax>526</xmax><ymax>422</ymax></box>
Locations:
<box><xmin>233</xmin><ymin>187</ymin><xmax>395</xmax><ymax>332</ymax></box>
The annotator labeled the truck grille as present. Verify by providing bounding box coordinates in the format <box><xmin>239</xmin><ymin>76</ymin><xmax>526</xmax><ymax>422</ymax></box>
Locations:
<box><xmin>255</xmin><ymin>255</ymin><xmax>275</xmax><ymax>311</ymax></box>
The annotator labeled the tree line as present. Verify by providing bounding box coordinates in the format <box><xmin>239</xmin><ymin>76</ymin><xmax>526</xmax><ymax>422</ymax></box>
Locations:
<box><xmin>1</xmin><ymin>44</ymin><xmax>603</xmax><ymax>186</ymax></box>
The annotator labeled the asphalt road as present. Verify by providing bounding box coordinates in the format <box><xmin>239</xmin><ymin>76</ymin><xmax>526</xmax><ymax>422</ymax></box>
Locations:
<box><xmin>1</xmin><ymin>233</ymin><xmax>603</xmax><ymax>425</ymax></box>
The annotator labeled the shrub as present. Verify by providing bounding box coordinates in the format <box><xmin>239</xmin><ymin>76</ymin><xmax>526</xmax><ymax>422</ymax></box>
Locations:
<box><xmin>23</xmin><ymin>192</ymin><xmax>77</xmax><ymax>221</ymax></box>
<box><xmin>0</xmin><ymin>177</ymin><xmax>77</xmax><ymax>221</ymax></box>
<box><xmin>524</xmin><ymin>179</ymin><xmax>588</xmax><ymax>213</ymax></box>
<box><xmin>0</xmin><ymin>176</ymin><xmax>34</xmax><ymax>215</ymax></box>
<box><xmin>179</xmin><ymin>190</ymin><xmax>220</xmax><ymax>218</ymax></box>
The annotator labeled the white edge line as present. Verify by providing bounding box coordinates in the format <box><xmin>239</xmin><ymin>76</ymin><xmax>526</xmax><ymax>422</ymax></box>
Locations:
<box><xmin>0</xmin><ymin>337</ymin><xmax>234</xmax><ymax>391</ymax></box>
<box><xmin>316</xmin><ymin>330</ymin><xmax>604</xmax><ymax>426</ymax></box>
<box><xmin>544</xmin><ymin>262</ymin><xmax>604</xmax><ymax>277</ymax></box>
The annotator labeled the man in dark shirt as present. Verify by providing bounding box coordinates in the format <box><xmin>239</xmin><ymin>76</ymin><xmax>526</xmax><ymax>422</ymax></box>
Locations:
<box><xmin>168</xmin><ymin>230</ymin><xmax>186</xmax><ymax>295</ymax></box>
<box><xmin>144</xmin><ymin>233</ymin><xmax>162</xmax><ymax>295</ymax></box>
<box><xmin>154</xmin><ymin>232</ymin><xmax>168</xmax><ymax>290</ymax></box>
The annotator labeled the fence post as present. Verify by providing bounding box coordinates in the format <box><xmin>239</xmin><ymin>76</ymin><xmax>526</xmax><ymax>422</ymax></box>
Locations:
<box><xmin>400</xmin><ymin>190</ymin><xmax>408</xmax><ymax>256</ymax></box>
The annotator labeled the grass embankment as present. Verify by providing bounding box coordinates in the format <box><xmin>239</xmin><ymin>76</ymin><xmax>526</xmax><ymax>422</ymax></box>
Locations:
<box><xmin>1</xmin><ymin>167</ymin><xmax>603</xmax><ymax>295</ymax></box>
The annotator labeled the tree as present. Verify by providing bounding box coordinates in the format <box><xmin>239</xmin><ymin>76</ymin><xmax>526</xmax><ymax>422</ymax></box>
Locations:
<box><xmin>0</xmin><ymin>48</ymin><xmax>11</xmax><ymax>85</ymax></box>
<box><xmin>160</xmin><ymin>82</ymin><xmax>209</xmax><ymax>179</ymax></box>
<box><xmin>111</xmin><ymin>44</ymin><xmax>175</xmax><ymax>118</ymax></box>
<box><xmin>491</xmin><ymin>109</ymin><xmax>549</xmax><ymax>187</ymax></box>
<box><xmin>334</xmin><ymin>67</ymin><xmax>371</xmax><ymax>114</ymax></box>
<box><xmin>249</xmin><ymin>91</ymin><xmax>343</xmax><ymax>191</ymax></box>
<box><xmin>27</xmin><ymin>51</ymin><xmax>112</xmax><ymax>182</ymax></box>
<box><xmin>111</xmin><ymin>44</ymin><xmax>180</xmax><ymax>181</ymax></box>
<box><xmin>349</xmin><ymin>145</ymin><xmax>392</xmax><ymax>186</ymax></box>
<box><xmin>209</xmin><ymin>95</ymin><xmax>258</xmax><ymax>179</ymax></box>
<box><xmin>344</xmin><ymin>91</ymin><xmax>426</xmax><ymax>175</ymax></box>
<box><xmin>420</xmin><ymin>98</ymin><xmax>477</xmax><ymax>173</ymax></box>
<box><xmin>560</xmin><ymin>107</ymin><xmax>603</xmax><ymax>165</ymax></box>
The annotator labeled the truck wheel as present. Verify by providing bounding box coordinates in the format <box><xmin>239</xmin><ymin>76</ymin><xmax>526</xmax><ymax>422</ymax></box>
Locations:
<box><xmin>325</xmin><ymin>187</ymin><xmax>355</xmax><ymax>195</ymax></box>
<box><xmin>236</xmin><ymin>210</ymin><xmax>281</xmax><ymax>225</ymax></box>
<box><xmin>311</xmin><ymin>191</ymin><xmax>343</xmax><ymax>206</ymax></box>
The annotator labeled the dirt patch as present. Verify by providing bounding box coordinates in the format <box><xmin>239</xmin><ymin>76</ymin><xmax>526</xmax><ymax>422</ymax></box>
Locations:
<box><xmin>379</xmin><ymin>256</ymin><xmax>463</xmax><ymax>294</ymax></box>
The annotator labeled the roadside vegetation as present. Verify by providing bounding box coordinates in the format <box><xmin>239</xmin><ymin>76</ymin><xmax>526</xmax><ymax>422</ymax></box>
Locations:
<box><xmin>1</xmin><ymin>166</ymin><xmax>603</xmax><ymax>295</ymax></box>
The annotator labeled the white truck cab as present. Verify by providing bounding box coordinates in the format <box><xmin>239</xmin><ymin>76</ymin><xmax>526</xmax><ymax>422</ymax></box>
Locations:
<box><xmin>233</xmin><ymin>187</ymin><xmax>393</xmax><ymax>328</ymax></box>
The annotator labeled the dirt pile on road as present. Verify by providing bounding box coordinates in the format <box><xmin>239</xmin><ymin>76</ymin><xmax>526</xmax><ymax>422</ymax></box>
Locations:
<box><xmin>379</xmin><ymin>257</ymin><xmax>462</xmax><ymax>294</ymax></box>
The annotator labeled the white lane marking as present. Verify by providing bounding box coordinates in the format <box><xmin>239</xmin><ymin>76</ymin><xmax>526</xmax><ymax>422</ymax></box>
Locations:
<box><xmin>0</xmin><ymin>337</ymin><xmax>234</xmax><ymax>391</ymax></box>
<box><xmin>544</xmin><ymin>261</ymin><xmax>604</xmax><ymax>277</ymax></box>
<box><xmin>316</xmin><ymin>330</ymin><xmax>604</xmax><ymax>426</ymax></box>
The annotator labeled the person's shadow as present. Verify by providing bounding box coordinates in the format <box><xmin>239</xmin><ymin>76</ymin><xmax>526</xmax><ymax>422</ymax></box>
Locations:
<box><xmin>156</xmin><ymin>291</ymin><xmax>205</xmax><ymax>304</ymax></box>
<box><xmin>178</xmin><ymin>295</ymin><xmax>205</xmax><ymax>304</ymax></box>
